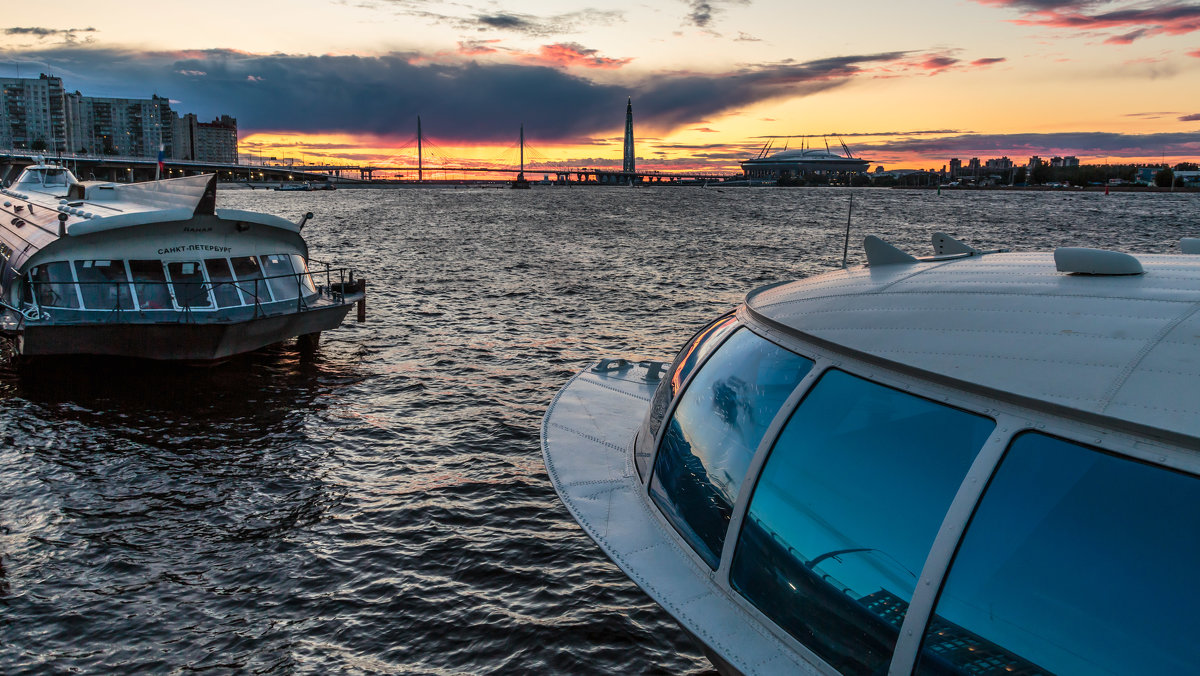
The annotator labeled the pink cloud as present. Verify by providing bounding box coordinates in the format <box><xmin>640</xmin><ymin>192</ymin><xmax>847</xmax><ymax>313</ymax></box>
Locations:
<box><xmin>875</xmin><ymin>52</ymin><xmax>1006</xmax><ymax>76</ymax></box>
<box><xmin>976</xmin><ymin>1</ymin><xmax>1200</xmax><ymax>43</ymax></box>
<box><xmin>1189</xmin><ymin>48</ymin><xmax>1200</xmax><ymax>57</ymax></box>
<box><xmin>517</xmin><ymin>42</ymin><xmax>632</xmax><ymax>69</ymax></box>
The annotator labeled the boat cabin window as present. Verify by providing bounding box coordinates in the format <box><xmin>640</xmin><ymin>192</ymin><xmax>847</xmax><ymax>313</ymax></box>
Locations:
<box><xmin>204</xmin><ymin>258</ymin><xmax>242</xmax><ymax>308</ymax></box>
<box><xmin>230</xmin><ymin>256</ymin><xmax>273</xmax><ymax>303</ymax></box>
<box><xmin>261</xmin><ymin>253</ymin><xmax>299</xmax><ymax>301</ymax></box>
<box><xmin>29</xmin><ymin>261</ymin><xmax>80</xmax><ymax>309</ymax></box>
<box><xmin>640</xmin><ymin>314</ymin><xmax>739</xmax><ymax>478</ymax></box>
<box><xmin>129</xmin><ymin>260</ymin><xmax>173</xmax><ymax>310</ymax></box>
<box><xmin>74</xmin><ymin>260</ymin><xmax>134</xmax><ymax>310</ymax></box>
<box><xmin>167</xmin><ymin>261</ymin><xmax>213</xmax><ymax>308</ymax></box>
<box><xmin>290</xmin><ymin>254</ymin><xmax>318</xmax><ymax>296</ymax></box>
<box><xmin>17</xmin><ymin>167</ymin><xmax>74</xmax><ymax>189</ymax></box>
<box><xmin>729</xmin><ymin>369</ymin><xmax>994</xmax><ymax>675</ymax></box>
<box><xmin>914</xmin><ymin>433</ymin><xmax>1200</xmax><ymax>676</ymax></box>
<box><xmin>649</xmin><ymin>328</ymin><xmax>813</xmax><ymax>569</ymax></box>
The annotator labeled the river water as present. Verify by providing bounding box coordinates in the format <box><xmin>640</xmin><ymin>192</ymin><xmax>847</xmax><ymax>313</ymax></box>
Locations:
<box><xmin>1</xmin><ymin>186</ymin><xmax>1196</xmax><ymax>674</ymax></box>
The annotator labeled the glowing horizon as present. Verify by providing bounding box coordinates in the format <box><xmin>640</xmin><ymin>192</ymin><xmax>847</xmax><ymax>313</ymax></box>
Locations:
<box><xmin>2</xmin><ymin>0</ymin><xmax>1198</xmax><ymax>172</ymax></box>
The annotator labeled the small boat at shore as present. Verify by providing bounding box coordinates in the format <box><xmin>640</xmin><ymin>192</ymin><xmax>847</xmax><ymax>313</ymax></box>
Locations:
<box><xmin>543</xmin><ymin>233</ymin><xmax>1200</xmax><ymax>675</ymax></box>
<box><xmin>0</xmin><ymin>164</ymin><xmax>365</xmax><ymax>361</ymax></box>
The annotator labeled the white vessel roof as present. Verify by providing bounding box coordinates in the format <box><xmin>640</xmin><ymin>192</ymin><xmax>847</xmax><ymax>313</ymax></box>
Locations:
<box><xmin>1</xmin><ymin>165</ymin><xmax>299</xmax><ymax>239</ymax></box>
<box><xmin>746</xmin><ymin>249</ymin><xmax>1200</xmax><ymax>443</ymax></box>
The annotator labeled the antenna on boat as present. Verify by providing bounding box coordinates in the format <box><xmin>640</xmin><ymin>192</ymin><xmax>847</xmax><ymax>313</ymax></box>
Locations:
<box><xmin>297</xmin><ymin>211</ymin><xmax>314</xmax><ymax>230</ymax></box>
<box><xmin>841</xmin><ymin>194</ymin><xmax>853</xmax><ymax>268</ymax></box>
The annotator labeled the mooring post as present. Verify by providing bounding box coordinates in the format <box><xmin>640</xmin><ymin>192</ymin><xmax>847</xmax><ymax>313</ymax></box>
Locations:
<box><xmin>357</xmin><ymin>279</ymin><xmax>367</xmax><ymax>322</ymax></box>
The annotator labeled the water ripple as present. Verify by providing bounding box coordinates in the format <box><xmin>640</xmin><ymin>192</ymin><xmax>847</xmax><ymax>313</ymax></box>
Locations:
<box><xmin>1</xmin><ymin>186</ymin><xmax>1195</xmax><ymax>673</ymax></box>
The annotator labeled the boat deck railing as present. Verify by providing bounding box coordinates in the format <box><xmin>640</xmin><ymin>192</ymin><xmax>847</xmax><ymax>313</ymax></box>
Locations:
<box><xmin>18</xmin><ymin>263</ymin><xmax>364</xmax><ymax>326</ymax></box>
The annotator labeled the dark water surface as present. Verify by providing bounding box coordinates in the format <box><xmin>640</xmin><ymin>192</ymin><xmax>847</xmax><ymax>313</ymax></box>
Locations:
<box><xmin>1</xmin><ymin>186</ymin><xmax>1196</xmax><ymax>674</ymax></box>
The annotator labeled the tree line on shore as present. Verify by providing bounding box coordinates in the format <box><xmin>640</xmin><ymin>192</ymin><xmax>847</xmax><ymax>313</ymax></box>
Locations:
<box><xmin>774</xmin><ymin>161</ymin><xmax>1200</xmax><ymax>188</ymax></box>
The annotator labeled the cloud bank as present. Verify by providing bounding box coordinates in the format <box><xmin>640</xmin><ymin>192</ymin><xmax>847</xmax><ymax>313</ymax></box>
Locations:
<box><xmin>855</xmin><ymin>130</ymin><xmax>1200</xmax><ymax>159</ymax></box>
<box><xmin>0</xmin><ymin>46</ymin><xmax>925</xmax><ymax>141</ymax></box>
<box><xmin>975</xmin><ymin>0</ymin><xmax>1200</xmax><ymax>43</ymax></box>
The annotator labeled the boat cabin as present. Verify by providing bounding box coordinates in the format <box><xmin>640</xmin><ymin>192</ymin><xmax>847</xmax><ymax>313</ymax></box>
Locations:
<box><xmin>0</xmin><ymin>164</ymin><xmax>363</xmax><ymax>360</ymax></box>
<box><xmin>543</xmin><ymin>236</ymin><xmax>1200</xmax><ymax>675</ymax></box>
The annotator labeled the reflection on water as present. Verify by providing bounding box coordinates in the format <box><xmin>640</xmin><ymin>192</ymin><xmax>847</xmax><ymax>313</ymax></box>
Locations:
<box><xmin>1</xmin><ymin>186</ymin><xmax>1196</xmax><ymax>673</ymax></box>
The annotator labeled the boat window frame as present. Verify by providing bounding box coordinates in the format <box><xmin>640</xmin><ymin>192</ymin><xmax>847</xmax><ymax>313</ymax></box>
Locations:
<box><xmin>127</xmin><ymin>258</ymin><xmax>177</xmax><ymax>311</ymax></box>
<box><xmin>647</xmin><ymin>326</ymin><xmax>816</xmax><ymax>569</ymax></box>
<box><xmin>639</xmin><ymin>309</ymin><xmax>741</xmax><ymax>486</ymax></box>
<box><xmin>910</xmin><ymin>431</ymin><xmax>1200</xmax><ymax>675</ymax></box>
<box><xmin>724</xmin><ymin>366</ymin><xmax>998</xmax><ymax>674</ymax></box>
<box><xmin>72</xmin><ymin>258</ymin><xmax>136</xmax><ymax>311</ymax></box>
<box><xmin>163</xmin><ymin>260</ymin><xmax>217</xmax><ymax>311</ymax></box>
<box><xmin>259</xmin><ymin>252</ymin><xmax>301</xmax><ymax>302</ymax></box>
<box><xmin>28</xmin><ymin>260</ymin><xmax>83</xmax><ymax>310</ymax></box>
<box><xmin>656</xmin><ymin>310</ymin><xmax>1200</xmax><ymax>675</ymax></box>
<box><xmin>204</xmin><ymin>257</ymin><xmax>246</xmax><ymax>308</ymax></box>
<box><xmin>229</xmin><ymin>255</ymin><xmax>275</xmax><ymax>305</ymax></box>
<box><xmin>289</xmin><ymin>254</ymin><xmax>318</xmax><ymax>297</ymax></box>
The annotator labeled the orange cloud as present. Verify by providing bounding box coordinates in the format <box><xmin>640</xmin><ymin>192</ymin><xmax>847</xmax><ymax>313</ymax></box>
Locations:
<box><xmin>517</xmin><ymin>42</ymin><xmax>632</xmax><ymax>69</ymax></box>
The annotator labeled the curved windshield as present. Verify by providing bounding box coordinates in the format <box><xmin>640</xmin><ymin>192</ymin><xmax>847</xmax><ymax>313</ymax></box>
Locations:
<box><xmin>916</xmin><ymin>433</ymin><xmax>1200</xmax><ymax>675</ymax></box>
<box><xmin>650</xmin><ymin>328</ymin><xmax>812</xmax><ymax>568</ymax></box>
<box><xmin>262</xmin><ymin>253</ymin><xmax>299</xmax><ymax>301</ymax></box>
<box><xmin>731</xmin><ymin>369</ymin><xmax>994</xmax><ymax>675</ymax></box>
<box><xmin>639</xmin><ymin>314</ymin><xmax>738</xmax><ymax>477</ymax></box>
<box><xmin>17</xmin><ymin>167</ymin><xmax>74</xmax><ymax>188</ymax></box>
<box><xmin>30</xmin><ymin>262</ymin><xmax>79</xmax><ymax>309</ymax></box>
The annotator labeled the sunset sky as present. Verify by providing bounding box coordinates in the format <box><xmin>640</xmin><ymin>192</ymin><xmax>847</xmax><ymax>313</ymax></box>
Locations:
<box><xmin>2</xmin><ymin>0</ymin><xmax>1199</xmax><ymax>173</ymax></box>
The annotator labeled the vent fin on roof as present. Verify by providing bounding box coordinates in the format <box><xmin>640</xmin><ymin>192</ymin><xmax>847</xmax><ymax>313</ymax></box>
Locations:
<box><xmin>1054</xmin><ymin>247</ymin><xmax>1144</xmax><ymax>276</ymax></box>
<box><xmin>864</xmin><ymin>235</ymin><xmax>918</xmax><ymax>267</ymax></box>
<box><xmin>932</xmin><ymin>232</ymin><xmax>978</xmax><ymax>256</ymax></box>
<box><xmin>1181</xmin><ymin>238</ymin><xmax>1200</xmax><ymax>254</ymax></box>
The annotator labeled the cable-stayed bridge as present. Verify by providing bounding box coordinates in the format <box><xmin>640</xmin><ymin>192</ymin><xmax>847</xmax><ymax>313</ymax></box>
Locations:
<box><xmin>0</xmin><ymin>118</ymin><xmax>735</xmax><ymax>186</ymax></box>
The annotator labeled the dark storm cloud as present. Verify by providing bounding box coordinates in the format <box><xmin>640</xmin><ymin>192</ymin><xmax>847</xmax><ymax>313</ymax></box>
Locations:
<box><xmin>855</xmin><ymin>130</ymin><xmax>1200</xmax><ymax>157</ymax></box>
<box><xmin>476</xmin><ymin>14</ymin><xmax>534</xmax><ymax>30</ymax></box>
<box><xmin>429</xmin><ymin>9</ymin><xmax>625</xmax><ymax>37</ymax></box>
<box><xmin>4</xmin><ymin>26</ymin><xmax>97</xmax><ymax>43</ymax></box>
<box><xmin>682</xmin><ymin>0</ymin><xmax>750</xmax><ymax>28</ymax></box>
<box><xmin>4</xmin><ymin>47</ymin><xmax>908</xmax><ymax>141</ymax></box>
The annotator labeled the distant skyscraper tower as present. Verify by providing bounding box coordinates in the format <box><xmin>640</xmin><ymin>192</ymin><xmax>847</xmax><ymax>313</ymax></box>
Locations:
<box><xmin>623</xmin><ymin>97</ymin><xmax>635</xmax><ymax>174</ymax></box>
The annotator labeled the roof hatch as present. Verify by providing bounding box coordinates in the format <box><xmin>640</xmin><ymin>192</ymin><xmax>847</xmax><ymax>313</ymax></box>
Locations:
<box><xmin>1054</xmin><ymin>247</ymin><xmax>1144</xmax><ymax>276</ymax></box>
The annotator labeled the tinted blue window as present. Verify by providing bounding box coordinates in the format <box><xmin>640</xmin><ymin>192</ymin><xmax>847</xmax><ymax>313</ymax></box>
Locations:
<box><xmin>638</xmin><ymin>313</ymin><xmax>739</xmax><ymax>478</ymax></box>
<box><xmin>650</xmin><ymin>329</ymin><xmax>812</xmax><ymax>568</ymax></box>
<box><xmin>731</xmin><ymin>370</ymin><xmax>994</xmax><ymax>675</ymax></box>
<box><xmin>916</xmin><ymin>433</ymin><xmax>1200</xmax><ymax>676</ymax></box>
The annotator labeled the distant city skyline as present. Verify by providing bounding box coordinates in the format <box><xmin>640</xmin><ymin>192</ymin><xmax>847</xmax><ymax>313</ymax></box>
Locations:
<box><xmin>1</xmin><ymin>0</ymin><xmax>1198</xmax><ymax>171</ymax></box>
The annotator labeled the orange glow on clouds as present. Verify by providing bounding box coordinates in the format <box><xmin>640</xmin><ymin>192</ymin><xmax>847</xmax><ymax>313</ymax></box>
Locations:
<box><xmin>517</xmin><ymin>43</ymin><xmax>633</xmax><ymax>70</ymax></box>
